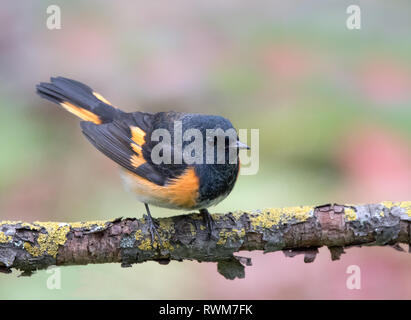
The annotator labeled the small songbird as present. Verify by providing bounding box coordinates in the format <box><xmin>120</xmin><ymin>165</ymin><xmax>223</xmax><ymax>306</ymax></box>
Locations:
<box><xmin>36</xmin><ymin>77</ymin><xmax>249</xmax><ymax>243</ymax></box>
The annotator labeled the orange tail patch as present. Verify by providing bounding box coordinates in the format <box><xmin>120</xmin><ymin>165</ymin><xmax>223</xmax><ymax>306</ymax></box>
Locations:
<box><xmin>60</xmin><ymin>101</ymin><xmax>102</xmax><ymax>124</ymax></box>
<box><xmin>92</xmin><ymin>91</ymin><xmax>112</xmax><ymax>106</ymax></box>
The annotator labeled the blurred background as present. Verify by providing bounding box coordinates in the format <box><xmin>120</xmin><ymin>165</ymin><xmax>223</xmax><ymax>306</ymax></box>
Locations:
<box><xmin>1</xmin><ymin>0</ymin><xmax>411</xmax><ymax>299</ymax></box>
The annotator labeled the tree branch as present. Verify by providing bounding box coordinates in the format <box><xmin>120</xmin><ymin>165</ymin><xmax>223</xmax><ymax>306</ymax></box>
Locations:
<box><xmin>1</xmin><ymin>201</ymin><xmax>411</xmax><ymax>279</ymax></box>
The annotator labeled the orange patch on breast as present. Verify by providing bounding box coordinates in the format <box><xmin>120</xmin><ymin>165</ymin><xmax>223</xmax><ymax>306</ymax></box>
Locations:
<box><xmin>60</xmin><ymin>101</ymin><xmax>102</xmax><ymax>124</ymax></box>
<box><xmin>124</xmin><ymin>166</ymin><xmax>200</xmax><ymax>209</ymax></box>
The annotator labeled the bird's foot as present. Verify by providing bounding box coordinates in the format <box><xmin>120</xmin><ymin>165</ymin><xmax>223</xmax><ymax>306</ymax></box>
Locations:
<box><xmin>144</xmin><ymin>214</ymin><xmax>163</xmax><ymax>247</ymax></box>
<box><xmin>200</xmin><ymin>208</ymin><xmax>216</xmax><ymax>240</ymax></box>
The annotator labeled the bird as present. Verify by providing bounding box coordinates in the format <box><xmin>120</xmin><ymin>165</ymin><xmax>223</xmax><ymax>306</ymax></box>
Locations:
<box><xmin>36</xmin><ymin>77</ymin><xmax>249</xmax><ymax>244</ymax></box>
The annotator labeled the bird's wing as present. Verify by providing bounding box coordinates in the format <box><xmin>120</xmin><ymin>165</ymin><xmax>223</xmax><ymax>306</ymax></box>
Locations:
<box><xmin>80</xmin><ymin>112</ymin><xmax>166</xmax><ymax>186</ymax></box>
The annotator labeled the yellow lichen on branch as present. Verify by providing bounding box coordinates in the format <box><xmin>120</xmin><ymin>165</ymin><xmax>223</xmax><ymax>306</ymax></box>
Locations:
<box><xmin>344</xmin><ymin>207</ymin><xmax>357</xmax><ymax>221</ymax></box>
<box><xmin>2</xmin><ymin>201</ymin><xmax>411</xmax><ymax>279</ymax></box>
<box><xmin>23</xmin><ymin>222</ymin><xmax>70</xmax><ymax>258</ymax></box>
<box><xmin>249</xmin><ymin>206</ymin><xmax>314</xmax><ymax>228</ymax></box>
<box><xmin>0</xmin><ymin>232</ymin><xmax>12</xmax><ymax>244</ymax></box>
<box><xmin>20</xmin><ymin>220</ymin><xmax>110</xmax><ymax>258</ymax></box>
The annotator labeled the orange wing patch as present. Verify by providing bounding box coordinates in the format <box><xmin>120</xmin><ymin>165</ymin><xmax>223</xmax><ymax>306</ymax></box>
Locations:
<box><xmin>92</xmin><ymin>91</ymin><xmax>112</xmax><ymax>106</ymax></box>
<box><xmin>130</xmin><ymin>154</ymin><xmax>146</xmax><ymax>168</ymax></box>
<box><xmin>129</xmin><ymin>127</ymin><xmax>147</xmax><ymax>168</ymax></box>
<box><xmin>123</xmin><ymin>167</ymin><xmax>199</xmax><ymax>209</ymax></box>
<box><xmin>130</xmin><ymin>126</ymin><xmax>146</xmax><ymax>149</ymax></box>
<box><xmin>60</xmin><ymin>101</ymin><xmax>102</xmax><ymax>124</ymax></box>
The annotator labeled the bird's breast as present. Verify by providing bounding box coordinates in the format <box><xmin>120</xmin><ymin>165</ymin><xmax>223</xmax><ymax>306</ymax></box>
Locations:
<box><xmin>194</xmin><ymin>163</ymin><xmax>240</xmax><ymax>209</ymax></box>
<box><xmin>120</xmin><ymin>166</ymin><xmax>200</xmax><ymax>210</ymax></box>
<box><xmin>121</xmin><ymin>162</ymin><xmax>239</xmax><ymax>210</ymax></box>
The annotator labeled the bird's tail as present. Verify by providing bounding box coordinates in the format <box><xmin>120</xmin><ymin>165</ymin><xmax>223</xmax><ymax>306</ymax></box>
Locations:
<box><xmin>36</xmin><ymin>77</ymin><xmax>118</xmax><ymax>124</ymax></box>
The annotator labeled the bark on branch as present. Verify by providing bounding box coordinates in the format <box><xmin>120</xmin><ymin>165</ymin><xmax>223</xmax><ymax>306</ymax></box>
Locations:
<box><xmin>1</xmin><ymin>201</ymin><xmax>411</xmax><ymax>279</ymax></box>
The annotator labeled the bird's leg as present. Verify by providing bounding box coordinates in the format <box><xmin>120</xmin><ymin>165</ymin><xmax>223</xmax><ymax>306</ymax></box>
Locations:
<box><xmin>200</xmin><ymin>208</ymin><xmax>216</xmax><ymax>239</ymax></box>
<box><xmin>143</xmin><ymin>203</ymin><xmax>162</xmax><ymax>246</ymax></box>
